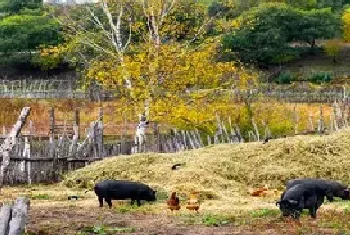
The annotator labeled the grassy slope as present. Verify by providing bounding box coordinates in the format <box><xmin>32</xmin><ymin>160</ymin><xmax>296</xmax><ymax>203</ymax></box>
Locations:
<box><xmin>61</xmin><ymin>129</ymin><xmax>350</xmax><ymax>214</ymax></box>
<box><xmin>272</xmin><ymin>44</ymin><xmax>350</xmax><ymax>81</ymax></box>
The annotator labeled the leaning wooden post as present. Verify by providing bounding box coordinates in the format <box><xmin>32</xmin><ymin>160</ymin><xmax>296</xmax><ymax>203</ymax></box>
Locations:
<box><xmin>0</xmin><ymin>204</ymin><xmax>11</xmax><ymax>235</ymax></box>
<box><xmin>7</xmin><ymin>197</ymin><xmax>30</xmax><ymax>235</ymax></box>
<box><xmin>0</xmin><ymin>107</ymin><xmax>31</xmax><ymax>187</ymax></box>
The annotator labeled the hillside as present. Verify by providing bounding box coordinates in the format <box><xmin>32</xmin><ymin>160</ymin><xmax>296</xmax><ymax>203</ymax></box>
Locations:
<box><xmin>266</xmin><ymin>44</ymin><xmax>350</xmax><ymax>82</ymax></box>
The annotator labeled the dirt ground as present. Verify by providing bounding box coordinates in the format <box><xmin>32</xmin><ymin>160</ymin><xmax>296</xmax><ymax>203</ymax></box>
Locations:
<box><xmin>2</xmin><ymin>183</ymin><xmax>350</xmax><ymax>235</ymax></box>
<box><xmin>24</xmin><ymin>199</ymin><xmax>350</xmax><ymax>235</ymax></box>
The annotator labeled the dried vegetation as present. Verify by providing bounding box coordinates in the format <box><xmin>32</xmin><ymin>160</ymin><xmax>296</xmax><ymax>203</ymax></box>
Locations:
<box><xmin>61</xmin><ymin>129</ymin><xmax>350</xmax><ymax>213</ymax></box>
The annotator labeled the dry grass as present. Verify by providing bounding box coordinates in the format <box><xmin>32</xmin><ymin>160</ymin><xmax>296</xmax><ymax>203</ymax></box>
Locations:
<box><xmin>57</xmin><ymin>128</ymin><xmax>350</xmax><ymax>214</ymax></box>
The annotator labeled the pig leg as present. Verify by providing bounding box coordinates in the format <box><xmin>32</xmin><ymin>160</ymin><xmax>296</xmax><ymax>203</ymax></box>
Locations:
<box><xmin>105</xmin><ymin>198</ymin><xmax>112</xmax><ymax>209</ymax></box>
<box><xmin>308</xmin><ymin>206</ymin><xmax>317</xmax><ymax>219</ymax></box>
<box><xmin>98</xmin><ymin>196</ymin><xmax>103</xmax><ymax>207</ymax></box>
<box><xmin>136</xmin><ymin>199</ymin><xmax>141</xmax><ymax>207</ymax></box>
<box><xmin>130</xmin><ymin>200</ymin><xmax>135</xmax><ymax>206</ymax></box>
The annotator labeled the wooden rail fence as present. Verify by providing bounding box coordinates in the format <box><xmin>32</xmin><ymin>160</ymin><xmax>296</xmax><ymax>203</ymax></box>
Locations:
<box><xmin>1</xmin><ymin>79</ymin><xmax>350</xmax><ymax>103</ymax></box>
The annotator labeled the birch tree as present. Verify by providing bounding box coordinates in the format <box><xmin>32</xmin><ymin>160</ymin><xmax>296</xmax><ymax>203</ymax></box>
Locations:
<box><xmin>57</xmin><ymin>0</ymin><xmax>259</xmax><ymax>139</ymax></box>
<box><xmin>56</xmin><ymin>0</ymin><xmax>135</xmax><ymax>89</ymax></box>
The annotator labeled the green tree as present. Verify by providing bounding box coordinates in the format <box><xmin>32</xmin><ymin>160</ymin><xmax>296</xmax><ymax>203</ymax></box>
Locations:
<box><xmin>221</xmin><ymin>3</ymin><xmax>301</xmax><ymax>65</ymax></box>
<box><xmin>0</xmin><ymin>0</ymin><xmax>63</xmax><ymax>68</ymax></box>
<box><xmin>0</xmin><ymin>0</ymin><xmax>43</xmax><ymax>15</ymax></box>
<box><xmin>297</xmin><ymin>8</ymin><xmax>340</xmax><ymax>50</ymax></box>
<box><xmin>221</xmin><ymin>3</ymin><xmax>339</xmax><ymax>65</ymax></box>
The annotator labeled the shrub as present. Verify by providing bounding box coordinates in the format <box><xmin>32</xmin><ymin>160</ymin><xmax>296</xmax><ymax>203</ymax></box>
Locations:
<box><xmin>275</xmin><ymin>72</ymin><xmax>293</xmax><ymax>84</ymax></box>
<box><xmin>309</xmin><ymin>71</ymin><xmax>332</xmax><ymax>84</ymax></box>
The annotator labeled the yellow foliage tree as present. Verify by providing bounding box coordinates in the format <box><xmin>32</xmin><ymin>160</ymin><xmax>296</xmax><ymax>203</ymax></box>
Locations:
<box><xmin>324</xmin><ymin>39</ymin><xmax>342</xmax><ymax>63</ymax></box>
<box><xmin>63</xmin><ymin>0</ymin><xmax>261</xmax><ymax>137</ymax></box>
<box><xmin>86</xmin><ymin>37</ymin><xmax>258</xmax><ymax>101</ymax></box>
<box><xmin>31</xmin><ymin>44</ymin><xmax>65</xmax><ymax>71</ymax></box>
<box><xmin>343</xmin><ymin>9</ymin><xmax>350</xmax><ymax>43</ymax></box>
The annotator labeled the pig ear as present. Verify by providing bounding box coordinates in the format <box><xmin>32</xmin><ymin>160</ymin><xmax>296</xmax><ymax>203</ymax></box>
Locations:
<box><xmin>279</xmin><ymin>200</ymin><xmax>290</xmax><ymax>207</ymax></box>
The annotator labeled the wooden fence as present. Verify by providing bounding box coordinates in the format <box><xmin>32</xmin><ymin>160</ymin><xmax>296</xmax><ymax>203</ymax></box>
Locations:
<box><xmin>1</xmin><ymin>79</ymin><xmax>350</xmax><ymax>103</ymax></box>
<box><xmin>0</xmin><ymin>197</ymin><xmax>30</xmax><ymax>235</ymax></box>
<box><xmin>0</xmin><ymin>107</ymin><xmax>208</xmax><ymax>185</ymax></box>
<box><xmin>1</xmin><ymin>99</ymin><xmax>350</xmax><ymax>186</ymax></box>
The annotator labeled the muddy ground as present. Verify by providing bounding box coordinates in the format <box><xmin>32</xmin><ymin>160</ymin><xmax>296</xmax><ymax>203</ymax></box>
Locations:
<box><xmin>25</xmin><ymin>201</ymin><xmax>350</xmax><ymax>235</ymax></box>
<box><xmin>2</xmin><ymin>185</ymin><xmax>349</xmax><ymax>235</ymax></box>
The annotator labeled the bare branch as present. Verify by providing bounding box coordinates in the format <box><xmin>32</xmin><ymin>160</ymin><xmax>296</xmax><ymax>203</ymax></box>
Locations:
<box><xmin>159</xmin><ymin>0</ymin><xmax>176</xmax><ymax>26</ymax></box>
<box><xmin>142</xmin><ymin>0</ymin><xmax>154</xmax><ymax>42</ymax></box>
<box><xmin>184</xmin><ymin>16</ymin><xmax>215</xmax><ymax>48</ymax></box>
<box><xmin>101</xmin><ymin>0</ymin><xmax>123</xmax><ymax>53</ymax></box>
<box><xmin>78</xmin><ymin>34</ymin><xmax>121</xmax><ymax>59</ymax></box>
<box><xmin>86</xmin><ymin>6</ymin><xmax>113</xmax><ymax>41</ymax></box>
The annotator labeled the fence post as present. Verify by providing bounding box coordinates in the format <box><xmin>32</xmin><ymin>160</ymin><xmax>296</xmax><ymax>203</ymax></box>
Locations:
<box><xmin>153</xmin><ymin>122</ymin><xmax>159</xmax><ymax>152</ymax></box>
<box><xmin>308</xmin><ymin>111</ymin><xmax>314</xmax><ymax>132</ymax></box>
<box><xmin>252</xmin><ymin>119</ymin><xmax>259</xmax><ymax>142</ymax></box>
<box><xmin>49</xmin><ymin>107</ymin><xmax>55</xmax><ymax>136</ymax></box>
<box><xmin>74</xmin><ymin>108</ymin><xmax>80</xmax><ymax>140</ymax></box>
<box><xmin>23</xmin><ymin>137</ymin><xmax>31</xmax><ymax>185</ymax></box>
<box><xmin>0</xmin><ymin>205</ymin><xmax>11</xmax><ymax>235</ymax></box>
<box><xmin>333</xmin><ymin>101</ymin><xmax>339</xmax><ymax>132</ymax></box>
<box><xmin>98</xmin><ymin>107</ymin><xmax>104</xmax><ymax>157</ymax></box>
<box><xmin>0</xmin><ymin>107</ymin><xmax>31</xmax><ymax>187</ymax></box>
<box><xmin>0</xmin><ymin>197</ymin><xmax>30</xmax><ymax>235</ymax></box>
<box><xmin>293</xmin><ymin>104</ymin><xmax>299</xmax><ymax>135</ymax></box>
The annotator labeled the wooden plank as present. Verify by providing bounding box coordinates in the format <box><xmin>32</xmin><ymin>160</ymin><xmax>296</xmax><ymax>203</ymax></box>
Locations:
<box><xmin>67</xmin><ymin>157</ymin><xmax>103</xmax><ymax>162</ymax></box>
<box><xmin>0</xmin><ymin>157</ymin><xmax>61</xmax><ymax>162</ymax></box>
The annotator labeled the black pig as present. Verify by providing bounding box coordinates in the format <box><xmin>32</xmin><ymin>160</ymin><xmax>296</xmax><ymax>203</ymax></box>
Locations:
<box><xmin>282</xmin><ymin>178</ymin><xmax>350</xmax><ymax>202</ymax></box>
<box><xmin>276</xmin><ymin>182</ymin><xmax>325</xmax><ymax>219</ymax></box>
<box><xmin>94</xmin><ymin>179</ymin><xmax>156</xmax><ymax>209</ymax></box>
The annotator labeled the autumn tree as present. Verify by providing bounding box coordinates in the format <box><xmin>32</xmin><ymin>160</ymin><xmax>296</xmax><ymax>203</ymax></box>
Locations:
<box><xmin>324</xmin><ymin>38</ymin><xmax>342</xmax><ymax>63</ymax></box>
<box><xmin>343</xmin><ymin>8</ymin><xmax>350</xmax><ymax>42</ymax></box>
<box><xmin>58</xmin><ymin>0</ymin><xmax>259</xmax><ymax>137</ymax></box>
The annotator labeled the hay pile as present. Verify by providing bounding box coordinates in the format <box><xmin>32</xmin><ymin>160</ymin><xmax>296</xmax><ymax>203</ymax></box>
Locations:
<box><xmin>62</xmin><ymin>129</ymin><xmax>350</xmax><ymax>202</ymax></box>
